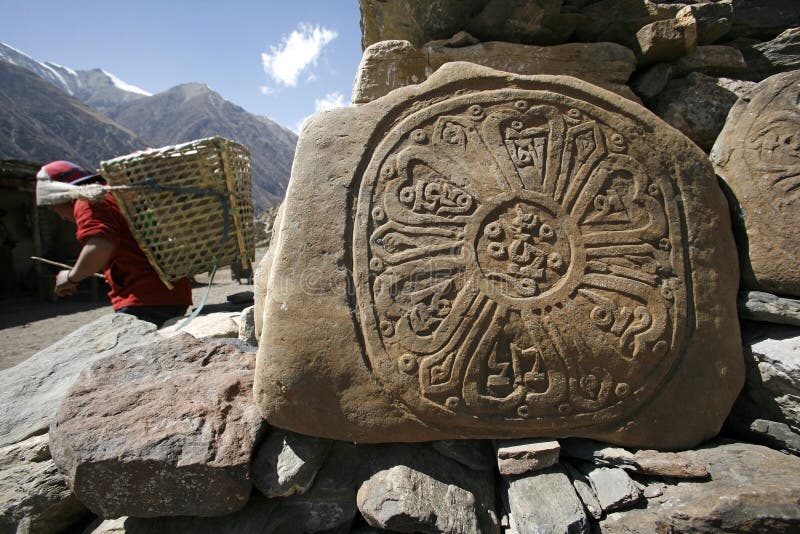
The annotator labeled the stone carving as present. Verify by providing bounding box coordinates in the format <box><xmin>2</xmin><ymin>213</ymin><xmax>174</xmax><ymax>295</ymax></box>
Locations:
<box><xmin>711</xmin><ymin>70</ymin><xmax>800</xmax><ymax>296</ymax></box>
<box><xmin>255</xmin><ymin>63</ymin><xmax>743</xmax><ymax>448</ymax></box>
<box><xmin>354</xmin><ymin>91</ymin><xmax>686</xmax><ymax>430</ymax></box>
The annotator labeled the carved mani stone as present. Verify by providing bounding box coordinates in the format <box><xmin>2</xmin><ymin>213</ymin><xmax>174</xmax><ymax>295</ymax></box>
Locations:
<box><xmin>711</xmin><ymin>70</ymin><xmax>800</xmax><ymax>297</ymax></box>
<box><xmin>254</xmin><ymin>63</ymin><xmax>743</xmax><ymax>449</ymax></box>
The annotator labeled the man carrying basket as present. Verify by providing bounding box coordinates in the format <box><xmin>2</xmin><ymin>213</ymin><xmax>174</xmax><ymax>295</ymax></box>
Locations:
<box><xmin>36</xmin><ymin>160</ymin><xmax>193</xmax><ymax>327</ymax></box>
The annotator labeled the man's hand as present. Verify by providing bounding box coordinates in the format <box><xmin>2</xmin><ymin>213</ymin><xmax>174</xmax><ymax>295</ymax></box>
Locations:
<box><xmin>54</xmin><ymin>269</ymin><xmax>77</xmax><ymax>297</ymax></box>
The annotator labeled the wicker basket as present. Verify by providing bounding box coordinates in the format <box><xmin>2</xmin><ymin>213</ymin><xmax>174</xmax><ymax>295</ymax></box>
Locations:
<box><xmin>100</xmin><ymin>137</ymin><xmax>255</xmax><ymax>289</ymax></box>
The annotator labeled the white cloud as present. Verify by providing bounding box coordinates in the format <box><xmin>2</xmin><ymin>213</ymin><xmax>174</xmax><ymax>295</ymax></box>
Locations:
<box><xmin>261</xmin><ymin>23</ymin><xmax>337</xmax><ymax>87</ymax></box>
<box><xmin>292</xmin><ymin>91</ymin><xmax>349</xmax><ymax>134</ymax></box>
<box><xmin>259</xmin><ymin>85</ymin><xmax>275</xmax><ymax>96</ymax></box>
<box><xmin>315</xmin><ymin>92</ymin><xmax>347</xmax><ymax>112</ymax></box>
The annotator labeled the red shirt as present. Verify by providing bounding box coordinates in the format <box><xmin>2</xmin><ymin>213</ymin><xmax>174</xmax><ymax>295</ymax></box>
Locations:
<box><xmin>73</xmin><ymin>195</ymin><xmax>192</xmax><ymax>310</ymax></box>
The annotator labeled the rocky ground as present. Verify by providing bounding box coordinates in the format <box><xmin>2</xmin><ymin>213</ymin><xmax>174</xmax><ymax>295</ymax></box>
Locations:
<box><xmin>0</xmin><ymin>265</ymin><xmax>255</xmax><ymax>371</ymax></box>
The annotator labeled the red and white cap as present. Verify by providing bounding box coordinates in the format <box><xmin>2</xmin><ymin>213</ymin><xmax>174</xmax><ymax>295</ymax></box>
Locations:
<box><xmin>36</xmin><ymin>160</ymin><xmax>99</xmax><ymax>185</ymax></box>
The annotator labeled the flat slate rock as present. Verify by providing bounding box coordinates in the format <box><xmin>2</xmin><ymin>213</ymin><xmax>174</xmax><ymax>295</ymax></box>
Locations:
<box><xmin>582</xmin><ymin>465</ymin><xmax>643</xmax><ymax>513</ymax></box>
<box><xmin>599</xmin><ymin>440</ymin><xmax>800</xmax><ymax>533</ymax></box>
<box><xmin>49</xmin><ymin>334</ymin><xmax>264</xmax><ymax>518</ymax></box>
<box><xmin>495</xmin><ymin>438</ymin><xmax>560</xmax><ymax>475</ymax></box>
<box><xmin>255</xmin><ymin>62</ymin><xmax>743</xmax><ymax>448</ymax></box>
<box><xmin>739</xmin><ymin>290</ymin><xmax>800</xmax><ymax>326</ymax></box>
<box><xmin>711</xmin><ymin>69</ymin><xmax>800</xmax><ymax>297</ymax></box>
<box><xmin>0</xmin><ymin>313</ymin><xmax>158</xmax><ymax>448</ymax></box>
<box><xmin>358</xmin><ymin>464</ymin><xmax>498</xmax><ymax>534</ymax></box>
<box><xmin>503</xmin><ymin>463</ymin><xmax>590</xmax><ymax>534</ymax></box>
<box><xmin>251</xmin><ymin>428</ymin><xmax>332</xmax><ymax>498</ymax></box>
<box><xmin>0</xmin><ymin>434</ymin><xmax>89</xmax><ymax>534</ymax></box>
<box><xmin>727</xmin><ymin>323</ymin><xmax>800</xmax><ymax>448</ymax></box>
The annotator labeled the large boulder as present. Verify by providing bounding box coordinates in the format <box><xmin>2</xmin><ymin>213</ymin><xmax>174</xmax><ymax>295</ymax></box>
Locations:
<box><xmin>0</xmin><ymin>313</ymin><xmax>158</xmax><ymax>448</ymax></box>
<box><xmin>710</xmin><ymin>69</ymin><xmax>800</xmax><ymax>296</ymax></box>
<box><xmin>49</xmin><ymin>334</ymin><xmax>264</xmax><ymax>518</ymax></box>
<box><xmin>353</xmin><ymin>40</ymin><xmax>638</xmax><ymax>104</ymax></box>
<box><xmin>255</xmin><ymin>62</ymin><xmax>743</xmax><ymax>449</ymax></box>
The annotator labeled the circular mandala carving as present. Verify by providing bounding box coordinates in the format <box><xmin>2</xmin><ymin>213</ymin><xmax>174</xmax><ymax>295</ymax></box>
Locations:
<box><xmin>353</xmin><ymin>89</ymin><xmax>688</xmax><ymax>430</ymax></box>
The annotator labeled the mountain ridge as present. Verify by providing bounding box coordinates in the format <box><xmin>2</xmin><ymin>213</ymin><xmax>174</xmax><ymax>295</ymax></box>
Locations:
<box><xmin>0</xmin><ymin>42</ymin><xmax>296</xmax><ymax>211</ymax></box>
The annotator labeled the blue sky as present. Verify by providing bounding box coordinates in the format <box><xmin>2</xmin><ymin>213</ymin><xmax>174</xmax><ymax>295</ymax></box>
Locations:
<box><xmin>0</xmin><ymin>0</ymin><xmax>363</xmax><ymax>132</ymax></box>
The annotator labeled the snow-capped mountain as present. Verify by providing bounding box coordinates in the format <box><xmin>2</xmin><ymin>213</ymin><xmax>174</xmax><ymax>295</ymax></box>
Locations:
<box><xmin>0</xmin><ymin>42</ymin><xmax>150</xmax><ymax>113</ymax></box>
<box><xmin>0</xmin><ymin>42</ymin><xmax>297</xmax><ymax>211</ymax></box>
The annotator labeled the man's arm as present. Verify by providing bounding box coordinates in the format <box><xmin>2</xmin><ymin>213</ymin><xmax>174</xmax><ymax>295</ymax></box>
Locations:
<box><xmin>54</xmin><ymin>236</ymin><xmax>115</xmax><ymax>297</ymax></box>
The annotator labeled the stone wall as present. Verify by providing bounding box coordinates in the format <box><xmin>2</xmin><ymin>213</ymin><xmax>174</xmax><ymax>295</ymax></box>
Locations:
<box><xmin>3</xmin><ymin>1</ymin><xmax>800</xmax><ymax>533</ymax></box>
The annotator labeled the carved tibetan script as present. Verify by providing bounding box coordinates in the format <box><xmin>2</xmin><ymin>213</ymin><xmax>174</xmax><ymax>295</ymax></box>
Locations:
<box><xmin>353</xmin><ymin>90</ymin><xmax>688</xmax><ymax>430</ymax></box>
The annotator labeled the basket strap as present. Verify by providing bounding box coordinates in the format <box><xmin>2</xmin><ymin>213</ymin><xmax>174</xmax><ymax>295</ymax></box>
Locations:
<box><xmin>138</xmin><ymin>178</ymin><xmax>231</xmax><ymax>330</ymax></box>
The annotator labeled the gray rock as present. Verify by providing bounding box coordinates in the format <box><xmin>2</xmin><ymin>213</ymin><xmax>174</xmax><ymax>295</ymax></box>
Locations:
<box><xmin>503</xmin><ymin>464</ymin><xmax>590</xmax><ymax>534</ymax></box>
<box><xmin>356</xmin><ymin>443</ymin><xmax>499</xmax><ymax>534</ymax></box>
<box><xmin>739</xmin><ymin>28</ymin><xmax>800</xmax><ymax>82</ymax></box>
<box><xmin>563</xmin><ymin>461</ymin><xmax>603</xmax><ymax>520</ymax></box>
<box><xmin>676</xmin><ymin>1</ymin><xmax>734</xmax><ymax>45</ymax></box>
<box><xmin>251</xmin><ymin>428</ymin><xmax>332</xmax><ymax>498</ymax></box>
<box><xmin>673</xmin><ymin>45</ymin><xmax>747</xmax><ymax>77</ymax></box>
<box><xmin>582</xmin><ymin>466</ymin><xmax>643</xmax><ymax>513</ymax></box>
<box><xmin>599</xmin><ymin>440</ymin><xmax>800</xmax><ymax>533</ymax></box>
<box><xmin>272</xmin><ymin>441</ymin><xmax>362</xmax><ymax>533</ymax></box>
<box><xmin>630</xmin><ymin>62</ymin><xmax>674</xmax><ymax>101</ymax></box>
<box><xmin>431</xmin><ymin>440</ymin><xmax>495</xmax><ymax>471</ymax></box>
<box><xmin>84</xmin><ymin>494</ymin><xmax>281</xmax><ymax>534</ymax></box>
<box><xmin>238</xmin><ymin>305</ymin><xmax>257</xmax><ymax>346</ymax></box>
<box><xmin>204</xmin><ymin>337</ymin><xmax>257</xmax><ymax>353</ymax></box>
<box><xmin>0</xmin><ymin>313</ymin><xmax>158</xmax><ymax>448</ymax></box>
<box><xmin>635</xmin><ymin>18</ymin><xmax>698</xmax><ymax>66</ymax></box>
<box><xmin>359</xmin><ymin>0</ymin><xmax>579</xmax><ymax>49</ymax></box>
<box><xmin>0</xmin><ymin>435</ymin><xmax>89</xmax><ymax>534</ymax></box>
<box><xmin>49</xmin><ymin>334</ymin><xmax>265</xmax><ymax>518</ymax></box>
<box><xmin>742</xmin><ymin>418</ymin><xmax>800</xmax><ymax>455</ymax></box>
<box><xmin>653</xmin><ymin>72</ymin><xmax>748</xmax><ymax>151</ymax></box>
<box><xmin>559</xmin><ymin>438</ymin><xmax>637</xmax><ymax>468</ymax></box>
<box><xmin>358</xmin><ymin>465</ymin><xmax>489</xmax><ymax>534</ymax></box>
<box><xmin>739</xmin><ymin>291</ymin><xmax>800</xmax><ymax>326</ymax></box>
<box><xmin>727</xmin><ymin>323</ymin><xmax>800</xmax><ymax>449</ymax></box>
<box><xmin>643</xmin><ymin>482</ymin><xmax>666</xmax><ymax>499</ymax></box>
<box><xmin>495</xmin><ymin>438</ymin><xmax>560</xmax><ymax>475</ymax></box>
<box><xmin>572</xmin><ymin>0</ymin><xmax>676</xmax><ymax>45</ymax></box>
<box><xmin>729</xmin><ymin>0</ymin><xmax>800</xmax><ymax>40</ymax></box>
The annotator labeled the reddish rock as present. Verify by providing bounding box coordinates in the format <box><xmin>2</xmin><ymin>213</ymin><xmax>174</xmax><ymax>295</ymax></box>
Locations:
<box><xmin>49</xmin><ymin>334</ymin><xmax>265</xmax><ymax>518</ymax></box>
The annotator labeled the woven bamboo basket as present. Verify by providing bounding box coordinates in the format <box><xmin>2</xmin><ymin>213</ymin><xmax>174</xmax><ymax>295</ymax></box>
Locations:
<box><xmin>100</xmin><ymin>137</ymin><xmax>255</xmax><ymax>289</ymax></box>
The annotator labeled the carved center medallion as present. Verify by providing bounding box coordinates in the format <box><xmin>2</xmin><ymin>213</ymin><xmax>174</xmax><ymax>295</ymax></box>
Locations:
<box><xmin>474</xmin><ymin>193</ymin><xmax>572</xmax><ymax>302</ymax></box>
<box><xmin>353</xmin><ymin>90</ymin><xmax>689</xmax><ymax>430</ymax></box>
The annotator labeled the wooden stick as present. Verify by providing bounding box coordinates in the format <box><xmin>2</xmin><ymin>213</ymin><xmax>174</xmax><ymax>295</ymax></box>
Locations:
<box><xmin>30</xmin><ymin>256</ymin><xmax>106</xmax><ymax>279</ymax></box>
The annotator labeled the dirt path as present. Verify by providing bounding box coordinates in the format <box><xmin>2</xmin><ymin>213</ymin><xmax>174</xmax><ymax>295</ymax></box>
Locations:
<box><xmin>0</xmin><ymin>266</ymin><xmax>254</xmax><ymax>371</ymax></box>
